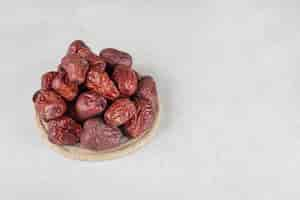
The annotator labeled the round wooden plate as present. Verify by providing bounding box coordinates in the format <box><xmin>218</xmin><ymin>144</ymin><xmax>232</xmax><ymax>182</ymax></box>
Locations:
<box><xmin>35</xmin><ymin>108</ymin><xmax>160</xmax><ymax>161</ymax></box>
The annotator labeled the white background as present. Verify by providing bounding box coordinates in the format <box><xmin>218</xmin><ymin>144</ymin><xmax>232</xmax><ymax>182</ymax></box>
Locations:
<box><xmin>0</xmin><ymin>0</ymin><xmax>299</xmax><ymax>199</ymax></box>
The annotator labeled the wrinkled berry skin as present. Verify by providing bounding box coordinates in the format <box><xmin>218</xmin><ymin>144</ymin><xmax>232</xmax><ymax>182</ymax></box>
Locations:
<box><xmin>67</xmin><ymin>41</ymin><xmax>106</xmax><ymax>71</ymax></box>
<box><xmin>60</xmin><ymin>54</ymin><xmax>89</xmax><ymax>84</ymax></box>
<box><xmin>33</xmin><ymin>89</ymin><xmax>67</xmax><ymax>121</ymax></box>
<box><xmin>77</xmin><ymin>47</ymin><xmax>91</xmax><ymax>58</ymax></box>
<box><xmin>137</xmin><ymin>76</ymin><xmax>157</xmax><ymax>101</ymax></box>
<box><xmin>80</xmin><ymin>118</ymin><xmax>121</xmax><ymax>151</ymax></box>
<box><xmin>51</xmin><ymin>71</ymin><xmax>78</xmax><ymax>101</ymax></box>
<box><xmin>137</xmin><ymin>76</ymin><xmax>158</xmax><ymax>112</ymax></box>
<box><xmin>47</xmin><ymin>116</ymin><xmax>81</xmax><ymax>145</ymax></box>
<box><xmin>41</xmin><ymin>71</ymin><xmax>58</xmax><ymax>89</ymax></box>
<box><xmin>99</xmin><ymin>48</ymin><xmax>132</xmax><ymax>67</ymax></box>
<box><xmin>85</xmin><ymin>66</ymin><xmax>120</xmax><ymax>100</ymax></box>
<box><xmin>112</xmin><ymin>65</ymin><xmax>138</xmax><ymax>96</ymax></box>
<box><xmin>67</xmin><ymin>40</ymin><xmax>88</xmax><ymax>55</ymax></box>
<box><xmin>77</xmin><ymin>48</ymin><xmax>106</xmax><ymax>71</ymax></box>
<box><xmin>75</xmin><ymin>91</ymin><xmax>107</xmax><ymax>121</ymax></box>
<box><xmin>104</xmin><ymin>98</ymin><xmax>136</xmax><ymax>127</ymax></box>
<box><xmin>124</xmin><ymin>98</ymin><xmax>156</xmax><ymax>138</ymax></box>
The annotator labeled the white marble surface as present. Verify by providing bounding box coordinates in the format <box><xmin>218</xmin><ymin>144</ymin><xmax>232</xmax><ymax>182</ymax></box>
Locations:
<box><xmin>0</xmin><ymin>0</ymin><xmax>300</xmax><ymax>199</ymax></box>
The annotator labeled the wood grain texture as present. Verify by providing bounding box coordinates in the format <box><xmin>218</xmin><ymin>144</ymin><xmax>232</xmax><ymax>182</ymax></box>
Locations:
<box><xmin>35</xmin><ymin>106</ymin><xmax>160</xmax><ymax>161</ymax></box>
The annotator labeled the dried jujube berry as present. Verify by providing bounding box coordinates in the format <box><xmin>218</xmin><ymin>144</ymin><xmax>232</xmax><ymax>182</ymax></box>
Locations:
<box><xmin>104</xmin><ymin>98</ymin><xmax>136</xmax><ymax>127</ymax></box>
<box><xmin>112</xmin><ymin>65</ymin><xmax>138</xmax><ymax>96</ymax></box>
<box><xmin>80</xmin><ymin>118</ymin><xmax>121</xmax><ymax>151</ymax></box>
<box><xmin>137</xmin><ymin>76</ymin><xmax>157</xmax><ymax>101</ymax></box>
<box><xmin>136</xmin><ymin>76</ymin><xmax>159</xmax><ymax>112</ymax></box>
<box><xmin>51</xmin><ymin>71</ymin><xmax>78</xmax><ymax>101</ymax></box>
<box><xmin>124</xmin><ymin>98</ymin><xmax>156</xmax><ymax>138</ymax></box>
<box><xmin>99</xmin><ymin>48</ymin><xmax>132</xmax><ymax>67</ymax></box>
<box><xmin>60</xmin><ymin>54</ymin><xmax>89</xmax><ymax>84</ymax></box>
<box><xmin>77</xmin><ymin>48</ymin><xmax>106</xmax><ymax>72</ymax></box>
<box><xmin>67</xmin><ymin>40</ymin><xmax>106</xmax><ymax>71</ymax></box>
<box><xmin>47</xmin><ymin>116</ymin><xmax>81</xmax><ymax>145</ymax></box>
<box><xmin>33</xmin><ymin>89</ymin><xmax>67</xmax><ymax>121</ymax></box>
<box><xmin>67</xmin><ymin>40</ymin><xmax>88</xmax><ymax>55</ymax></box>
<box><xmin>41</xmin><ymin>71</ymin><xmax>58</xmax><ymax>89</ymax></box>
<box><xmin>75</xmin><ymin>91</ymin><xmax>107</xmax><ymax>121</ymax></box>
<box><xmin>85</xmin><ymin>66</ymin><xmax>120</xmax><ymax>100</ymax></box>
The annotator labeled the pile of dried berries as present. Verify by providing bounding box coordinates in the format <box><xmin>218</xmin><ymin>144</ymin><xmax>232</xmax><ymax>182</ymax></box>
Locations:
<box><xmin>33</xmin><ymin>40</ymin><xmax>159</xmax><ymax>151</ymax></box>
